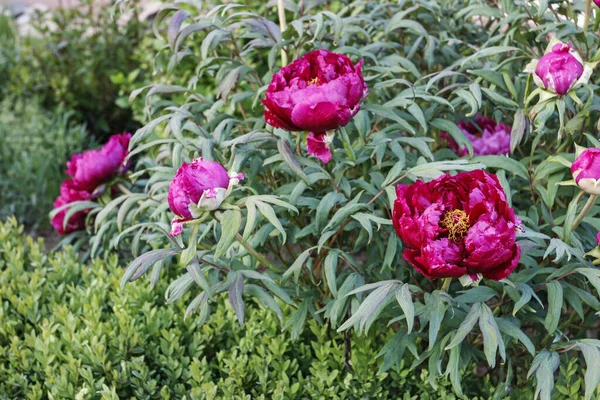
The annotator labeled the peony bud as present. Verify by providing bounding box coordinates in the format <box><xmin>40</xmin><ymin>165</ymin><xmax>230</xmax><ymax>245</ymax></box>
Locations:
<box><xmin>525</xmin><ymin>41</ymin><xmax>592</xmax><ymax>95</ymax></box>
<box><xmin>168</xmin><ymin>158</ymin><xmax>243</xmax><ymax>236</ymax></box>
<box><xmin>571</xmin><ymin>148</ymin><xmax>600</xmax><ymax>195</ymax></box>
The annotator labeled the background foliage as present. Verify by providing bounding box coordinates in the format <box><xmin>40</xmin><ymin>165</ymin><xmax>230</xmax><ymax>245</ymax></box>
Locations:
<box><xmin>0</xmin><ymin>218</ymin><xmax>511</xmax><ymax>399</ymax></box>
<box><xmin>0</xmin><ymin>98</ymin><xmax>87</xmax><ymax>230</ymax></box>
<box><xmin>2</xmin><ymin>0</ymin><xmax>148</xmax><ymax>138</ymax></box>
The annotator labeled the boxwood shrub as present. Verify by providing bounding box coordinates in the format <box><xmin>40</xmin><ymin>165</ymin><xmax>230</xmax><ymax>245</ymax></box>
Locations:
<box><xmin>0</xmin><ymin>217</ymin><xmax>516</xmax><ymax>399</ymax></box>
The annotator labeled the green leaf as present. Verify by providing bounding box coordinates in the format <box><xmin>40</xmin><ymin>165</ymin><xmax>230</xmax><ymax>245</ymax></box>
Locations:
<box><xmin>496</xmin><ymin>318</ymin><xmax>535</xmax><ymax>356</ymax></box>
<box><xmin>186</xmin><ymin>257</ymin><xmax>212</xmax><ymax>296</ymax></box>
<box><xmin>447</xmin><ymin>345</ymin><xmax>463</xmax><ymax>397</ymax></box>
<box><xmin>426</xmin><ymin>292</ymin><xmax>447</xmax><ymax>350</ymax></box>
<box><xmin>471</xmin><ymin>155</ymin><xmax>528</xmax><ymax>179</ymax></box>
<box><xmin>228</xmin><ymin>271</ymin><xmax>245</xmax><ymax>325</ymax></box>
<box><xmin>284</xmin><ymin>299</ymin><xmax>309</xmax><ymax>340</ymax></box>
<box><xmin>255</xmin><ymin>200</ymin><xmax>286</xmax><ymax>243</ymax></box>
<box><xmin>277</xmin><ymin>137</ymin><xmax>309</xmax><ymax>182</ymax></box>
<box><xmin>544</xmin><ymin>281</ymin><xmax>563</xmax><ymax>335</ymax></box>
<box><xmin>121</xmin><ymin>249</ymin><xmax>179</xmax><ymax>289</ymax></box>
<box><xmin>431</xmin><ymin>118</ymin><xmax>473</xmax><ymax>157</ymax></box>
<box><xmin>460</xmin><ymin>46</ymin><xmax>522</xmax><ymax>68</ymax></box>
<box><xmin>245</xmin><ymin>284</ymin><xmax>282</xmax><ymax>323</ymax></box>
<box><xmin>479</xmin><ymin>303</ymin><xmax>505</xmax><ymax>368</ymax></box>
<box><xmin>338</xmin><ymin>281</ymin><xmax>396</xmax><ymax>333</ymax></box>
<box><xmin>181</xmin><ymin>224</ymin><xmax>199</xmax><ymax>266</ymax></box>
<box><xmin>395</xmin><ymin>283</ymin><xmax>415</xmax><ymax>333</ymax></box>
<box><xmin>215</xmin><ymin>209</ymin><xmax>242</xmax><ymax>259</ymax></box>
<box><xmin>316</xmin><ymin>192</ymin><xmax>347</xmax><ymax>232</ymax></box>
<box><xmin>481</xmin><ymin>87</ymin><xmax>519</xmax><ymax>108</ymax></box>
<box><xmin>324</xmin><ymin>251</ymin><xmax>339</xmax><ymax>297</ymax></box>
<box><xmin>528</xmin><ymin>350</ymin><xmax>560</xmax><ymax>400</ymax></box>
<box><xmin>283</xmin><ymin>247</ymin><xmax>313</xmax><ymax>282</ymax></box>
<box><xmin>445</xmin><ymin>303</ymin><xmax>481</xmax><ymax>350</ymax></box>
<box><xmin>165</xmin><ymin>273</ymin><xmax>194</xmax><ymax>304</ymax></box>
<box><xmin>579</xmin><ymin>343</ymin><xmax>600</xmax><ymax>400</ymax></box>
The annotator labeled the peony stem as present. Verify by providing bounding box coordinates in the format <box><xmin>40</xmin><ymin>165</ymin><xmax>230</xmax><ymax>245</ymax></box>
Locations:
<box><xmin>277</xmin><ymin>0</ymin><xmax>288</xmax><ymax>67</ymax></box>
<box><xmin>572</xmin><ymin>194</ymin><xmax>598</xmax><ymax>231</ymax></box>
<box><xmin>441</xmin><ymin>277</ymin><xmax>452</xmax><ymax>292</ymax></box>
<box><xmin>235</xmin><ymin>233</ymin><xmax>281</xmax><ymax>272</ymax></box>
<box><xmin>584</xmin><ymin>0</ymin><xmax>592</xmax><ymax>31</ymax></box>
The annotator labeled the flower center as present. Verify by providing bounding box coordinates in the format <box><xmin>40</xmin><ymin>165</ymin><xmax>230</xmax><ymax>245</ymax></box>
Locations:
<box><xmin>440</xmin><ymin>209</ymin><xmax>470</xmax><ymax>242</ymax></box>
<box><xmin>307</xmin><ymin>77</ymin><xmax>320</xmax><ymax>86</ymax></box>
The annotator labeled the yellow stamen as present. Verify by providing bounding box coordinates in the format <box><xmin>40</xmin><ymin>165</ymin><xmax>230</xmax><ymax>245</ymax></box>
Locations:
<box><xmin>440</xmin><ymin>209</ymin><xmax>470</xmax><ymax>242</ymax></box>
<box><xmin>307</xmin><ymin>77</ymin><xmax>319</xmax><ymax>85</ymax></box>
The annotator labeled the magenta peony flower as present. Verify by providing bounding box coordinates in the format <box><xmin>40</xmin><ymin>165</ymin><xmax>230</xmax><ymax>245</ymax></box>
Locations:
<box><xmin>306</xmin><ymin>132</ymin><xmax>333</xmax><ymax>163</ymax></box>
<box><xmin>595</xmin><ymin>0</ymin><xmax>600</xmax><ymax>7</ymax></box>
<box><xmin>526</xmin><ymin>42</ymin><xmax>586</xmax><ymax>95</ymax></box>
<box><xmin>392</xmin><ymin>170</ymin><xmax>521</xmax><ymax>283</ymax></box>
<box><xmin>168</xmin><ymin>158</ymin><xmax>243</xmax><ymax>236</ymax></box>
<box><xmin>571</xmin><ymin>148</ymin><xmax>600</xmax><ymax>195</ymax></box>
<box><xmin>444</xmin><ymin>115</ymin><xmax>511</xmax><ymax>156</ymax></box>
<box><xmin>51</xmin><ymin>179</ymin><xmax>92</xmax><ymax>235</ymax></box>
<box><xmin>263</xmin><ymin>49</ymin><xmax>367</xmax><ymax>133</ymax></box>
<box><xmin>596</xmin><ymin>232</ymin><xmax>600</xmax><ymax>246</ymax></box>
<box><xmin>67</xmin><ymin>133</ymin><xmax>132</xmax><ymax>191</ymax></box>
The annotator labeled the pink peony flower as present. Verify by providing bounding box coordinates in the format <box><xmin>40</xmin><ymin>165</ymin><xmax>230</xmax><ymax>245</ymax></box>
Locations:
<box><xmin>67</xmin><ymin>133</ymin><xmax>132</xmax><ymax>191</ymax></box>
<box><xmin>168</xmin><ymin>158</ymin><xmax>243</xmax><ymax>236</ymax></box>
<box><xmin>596</xmin><ymin>232</ymin><xmax>600</xmax><ymax>246</ymax></box>
<box><xmin>571</xmin><ymin>148</ymin><xmax>600</xmax><ymax>195</ymax></box>
<box><xmin>527</xmin><ymin>42</ymin><xmax>584</xmax><ymax>95</ymax></box>
<box><xmin>595</xmin><ymin>0</ymin><xmax>600</xmax><ymax>7</ymax></box>
<box><xmin>444</xmin><ymin>115</ymin><xmax>511</xmax><ymax>156</ymax></box>
<box><xmin>263</xmin><ymin>49</ymin><xmax>367</xmax><ymax>133</ymax></box>
<box><xmin>51</xmin><ymin>179</ymin><xmax>92</xmax><ymax>235</ymax></box>
<box><xmin>306</xmin><ymin>132</ymin><xmax>333</xmax><ymax>163</ymax></box>
<box><xmin>392</xmin><ymin>170</ymin><xmax>521</xmax><ymax>283</ymax></box>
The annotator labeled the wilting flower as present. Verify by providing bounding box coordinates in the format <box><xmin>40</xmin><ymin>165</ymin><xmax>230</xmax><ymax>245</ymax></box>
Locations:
<box><xmin>51</xmin><ymin>179</ymin><xmax>92</xmax><ymax>235</ymax></box>
<box><xmin>525</xmin><ymin>40</ymin><xmax>592</xmax><ymax>95</ymax></box>
<box><xmin>444</xmin><ymin>115</ymin><xmax>511</xmax><ymax>156</ymax></box>
<box><xmin>67</xmin><ymin>133</ymin><xmax>132</xmax><ymax>191</ymax></box>
<box><xmin>263</xmin><ymin>49</ymin><xmax>366</xmax><ymax>133</ymax></box>
<box><xmin>571</xmin><ymin>147</ymin><xmax>600</xmax><ymax>195</ymax></box>
<box><xmin>306</xmin><ymin>131</ymin><xmax>334</xmax><ymax>163</ymax></box>
<box><xmin>392</xmin><ymin>170</ymin><xmax>520</xmax><ymax>284</ymax></box>
<box><xmin>168</xmin><ymin>158</ymin><xmax>243</xmax><ymax>236</ymax></box>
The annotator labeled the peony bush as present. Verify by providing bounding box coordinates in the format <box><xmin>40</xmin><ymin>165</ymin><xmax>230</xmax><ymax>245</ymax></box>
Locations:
<box><xmin>52</xmin><ymin>0</ymin><xmax>600</xmax><ymax>398</ymax></box>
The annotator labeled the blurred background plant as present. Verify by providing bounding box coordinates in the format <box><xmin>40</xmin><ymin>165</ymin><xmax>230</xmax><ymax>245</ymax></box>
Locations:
<box><xmin>3</xmin><ymin>0</ymin><xmax>148</xmax><ymax>138</ymax></box>
<box><xmin>0</xmin><ymin>98</ymin><xmax>87</xmax><ymax>231</ymax></box>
